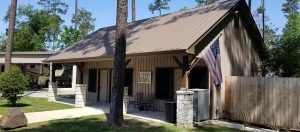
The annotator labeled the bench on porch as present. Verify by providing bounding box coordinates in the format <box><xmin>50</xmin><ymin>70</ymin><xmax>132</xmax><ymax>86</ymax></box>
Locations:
<box><xmin>128</xmin><ymin>92</ymin><xmax>155</xmax><ymax>112</ymax></box>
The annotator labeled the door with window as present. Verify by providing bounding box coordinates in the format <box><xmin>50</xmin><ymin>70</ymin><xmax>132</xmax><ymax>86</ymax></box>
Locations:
<box><xmin>155</xmin><ymin>68</ymin><xmax>174</xmax><ymax>101</ymax></box>
<box><xmin>98</xmin><ymin>69</ymin><xmax>109</xmax><ymax>103</ymax></box>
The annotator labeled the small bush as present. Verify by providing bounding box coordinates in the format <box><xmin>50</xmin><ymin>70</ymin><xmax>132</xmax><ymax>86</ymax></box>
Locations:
<box><xmin>0</xmin><ymin>66</ymin><xmax>29</xmax><ymax>106</ymax></box>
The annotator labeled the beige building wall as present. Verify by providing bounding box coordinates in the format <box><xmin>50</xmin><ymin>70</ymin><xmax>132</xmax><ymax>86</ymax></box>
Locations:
<box><xmin>85</xmin><ymin>55</ymin><xmax>182</xmax><ymax>111</ymax></box>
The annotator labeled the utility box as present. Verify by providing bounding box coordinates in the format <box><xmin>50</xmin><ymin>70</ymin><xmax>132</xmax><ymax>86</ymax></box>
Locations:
<box><xmin>189</xmin><ymin>89</ymin><xmax>210</xmax><ymax>122</ymax></box>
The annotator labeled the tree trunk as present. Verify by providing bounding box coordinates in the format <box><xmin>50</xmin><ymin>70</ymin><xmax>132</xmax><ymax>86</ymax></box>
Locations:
<box><xmin>5</xmin><ymin>0</ymin><xmax>17</xmax><ymax>71</ymax></box>
<box><xmin>248</xmin><ymin>0</ymin><xmax>251</xmax><ymax>10</ymax></box>
<box><xmin>132</xmin><ymin>0</ymin><xmax>135</xmax><ymax>22</ymax></box>
<box><xmin>108</xmin><ymin>0</ymin><xmax>128</xmax><ymax>128</ymax></box>
<box><xmin>74</xmin><ymin>0</ymin><xmax>78</xmax><ymax>29</ymax></box>
<box><xmin>262</xmin><ymin>0</ymin><xmax>265</xmax><ymax>41</ymax></box>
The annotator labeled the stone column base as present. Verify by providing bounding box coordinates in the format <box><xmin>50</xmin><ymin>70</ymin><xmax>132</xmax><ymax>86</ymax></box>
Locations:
<box><xmin>75</xmin><ymin>84</ymin><xmax>87</xmax><ymax>107</ymax></box>
<box><xmin>176</xmin><ymin>89</ymin><xmax>194</xmax><ymax>128</ymax></box>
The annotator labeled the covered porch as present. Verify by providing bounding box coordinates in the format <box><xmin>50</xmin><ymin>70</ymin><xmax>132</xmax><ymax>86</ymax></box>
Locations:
<box><xmin>47</xmin><ymin>54</ymin><xmax>211</xmax><ymax>122</ymax></box>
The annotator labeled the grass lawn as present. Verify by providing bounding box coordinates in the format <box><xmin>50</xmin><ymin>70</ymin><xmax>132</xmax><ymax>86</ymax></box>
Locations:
<box><xmin>0</xmin><ymin>96</ymin><xmax>74</xmax><ymax>115</ymax></box>
<box><xmin>58</xmin><ymin>94</ymin><xmax>75</xmax><ymax>99</ymax></box>
<box><xmin>12</xmin><ymin>114</ymin><xmax>243</xmax><ymax>132</ymax></box>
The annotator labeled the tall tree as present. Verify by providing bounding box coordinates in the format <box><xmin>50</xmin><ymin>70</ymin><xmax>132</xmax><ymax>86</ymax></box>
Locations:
<box><xmin>195</xmin><ymin>0</ymin><xmax>219</xmax><ymax>7</ymax></box>
<box><xmin>74</xmin><ymin>0</ymin><xmax>78</xmax><ymax>29</ymax></box>
<box><xmin>5</xmin><ymin>0</ymin><xmax>17</xmax><ymax>71</ymax></box>
<box><xmin>148</xmin><ymin>0</ymin><xmax>170</xmax><ymax>16</ymax></box>
<box><xmin>248</xmin><ymin>0</ymin><xmax>252</xmax><ymax>10</ymax></box>
<box><xmin>38</xmin><ymin>0</ymin><xmax>68</xmax><ymax>15</ymax></box>
<box><xmin>262</xmin><ymin>0</ymin><xmax>265</xmax><ymax>40</ymax></box>
<box><xmin>108</xmin><ymin>0</ymin><xmax>128</xmax><ymax>128</ymax></box>
<box><xmin>282</xmin><ymin>0</ymin><xmax>299</xmax><ymax>17</ymax></box>
<box><xmin>38</xmin><ymin>0</ymin><xmax>68</xmax><ymax>51</ymax></box>
<box><xmin>71</xmin><ymin>8</ymin><xmax>96</xmax><ymax>34</ymax></box>
<box><xmin>132</xmin><ymin>0</ymin><xmax>136</xmax><ymax>22</ymax></box>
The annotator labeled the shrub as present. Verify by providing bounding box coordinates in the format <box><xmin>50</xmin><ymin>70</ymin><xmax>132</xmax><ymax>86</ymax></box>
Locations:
<box><xmin>0</xmin><ymin>66</ymin><xmax>29</xmax><ymax>106</ymax></box>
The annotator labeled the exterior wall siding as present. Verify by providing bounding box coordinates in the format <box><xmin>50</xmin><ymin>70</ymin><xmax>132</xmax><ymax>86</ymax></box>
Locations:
<box><xmin>212</xmin><ymin>15</ymin><xmax>261</xmax><ymax>119</ymax></box>
<box><xmin>85</xmin><ymin>56</ymin><xmax>182</xmax><ymax>111</ymax></box>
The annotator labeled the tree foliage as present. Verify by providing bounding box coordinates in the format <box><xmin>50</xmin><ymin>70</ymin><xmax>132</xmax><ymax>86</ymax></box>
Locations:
<box><xmin>260</xmin><ymin>0</ymin><xmax>300</xmax><ymax>77</ymax></box>
<box><xmin>282</xmin><ymin>0</ymin><xmax>299</xmax><ymax>17</ymax></box>
<box><xmin>0</xmin><ymin>66</ymin><xmax>29</xmax><ymax>106</ymax></box>
<box><xmin>71</xmin><ymin>8</ymin><xmax>96</xmax><ymax>34</ymax></box>
<box><xmin>38</xmin><ymin>0</ymin><xmax>68</xmax><ymax>15</ymax></box>
<box><xmin>148</xmin><ymin>0</ymin><xmax>171</xmax><ymax>16</ymax></box>
<box><xmin>2</xmin><ymin>4</ymin><xmax>65</xmax><ymax>51</ymax></box>
<box><xmin>59</xmin><ymin>26</ymin><xmax>86</xmax><ymax>49</ymax></box>
<box><xmin>195</xmin><ymin>0</ymin><xmax>219</xmax><ymax>7</ymax></box>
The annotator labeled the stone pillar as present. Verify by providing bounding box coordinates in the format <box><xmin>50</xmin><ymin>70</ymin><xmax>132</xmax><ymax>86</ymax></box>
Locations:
<box><xmin>176</xmin><ymin>89</ymin><xmax>194</xmax><ymax>128</ymax></box>
<box><xmin>75</xmin><ymin>84</ymin><xmax>87</xmax><ymax>107</ymax></box>
<box><xmin>72</xmin><ymin>65</ymin><xmax>77</xmax><ymax>90</ymax></box>
<box><xmin>48</xmin><ymin>82</ymin><xmax>58</xmax><ymax>101</ymax></box>
<box><xmin>123</xmin><ymin>87</ymin><xmax>129</xmax><ymax>114</ymax></box>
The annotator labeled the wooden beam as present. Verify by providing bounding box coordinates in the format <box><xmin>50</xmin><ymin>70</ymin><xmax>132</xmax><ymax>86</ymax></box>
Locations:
<box><xmin>76</xmin><ymin>62</ymin><xmax>86</xmax><ymax>84</ymax></box>
<box><xmin>172</xmin><ymin>56</ymin><xmax>182</xmax><ymax>68</ymax></box>
<box><xmin>182</xmin><ymin>56</ymin><xmax>189</xmax><ymax>89</ymax></box>
<box><xmin>125</xmin><ymin>59</ymin><xmax>132</xmax><ymax>67</ymax></box>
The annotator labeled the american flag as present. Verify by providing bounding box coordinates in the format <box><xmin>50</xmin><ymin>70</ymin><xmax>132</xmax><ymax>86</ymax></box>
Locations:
<box><xmin>199</xmin><ymin>39</ymin><xmax>222</xmax><ymax>86</ymax></box>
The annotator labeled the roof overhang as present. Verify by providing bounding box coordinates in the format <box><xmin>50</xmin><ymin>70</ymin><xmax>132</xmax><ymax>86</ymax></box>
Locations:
<box><xmin>44</xmin><ymin>49</ymin><xmax>187</xmax><ymax>64</ymax></box>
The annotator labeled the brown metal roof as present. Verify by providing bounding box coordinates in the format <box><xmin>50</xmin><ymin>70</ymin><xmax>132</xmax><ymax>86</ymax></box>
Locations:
<box><xmin>46</xmin><ymin>0</ymin><xmax>239</xmax><ymax>62</ymax></box>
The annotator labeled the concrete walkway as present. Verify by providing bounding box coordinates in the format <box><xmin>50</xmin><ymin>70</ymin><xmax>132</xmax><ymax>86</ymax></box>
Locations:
<box><xmin>25</xmin><ymin>106</ymin><xmax>109</xmax><ymax>124</ymax></box>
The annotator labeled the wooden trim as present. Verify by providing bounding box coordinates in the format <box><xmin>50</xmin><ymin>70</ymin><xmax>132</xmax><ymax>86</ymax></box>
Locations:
<box><xmin>125</xmin><ymin>59</ymin><xmax>132</xmax><ymax>67</ymax></box>
<box><xmin>172</xmin><ymin>56</ymin><xmax>182</xmax><ymax>68</ymax></box>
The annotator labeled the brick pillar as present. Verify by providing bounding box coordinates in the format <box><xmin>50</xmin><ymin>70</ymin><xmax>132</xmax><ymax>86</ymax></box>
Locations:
<box><xmin>48</xmin><ymin>82</ymin><xmax>58</xmax><ymax>102</ymax></box>
<box><xmin>75</xmin><ymin>84</ymin><xmax>87</xmax><ymax>107</ymax></box>
<box><xmin>176</xmin><ymin>89</ymin><xmax>194</xmax><ymax>128</ymax></box>
<box><xmin>123</xmin><ymin>87</ymin><xmax>129</xmax><ymax>114</ymax></box>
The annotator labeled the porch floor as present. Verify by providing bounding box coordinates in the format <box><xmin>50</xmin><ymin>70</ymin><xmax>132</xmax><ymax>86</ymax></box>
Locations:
<box><xmin>54</xmin><ymin>99</ymin><xmax>167</xmax><ymax>123</ymax></box>
<box><xmin>87</xmin><ymin>103</ymin><xmax>167</xmax><ymax>123</ymax></box>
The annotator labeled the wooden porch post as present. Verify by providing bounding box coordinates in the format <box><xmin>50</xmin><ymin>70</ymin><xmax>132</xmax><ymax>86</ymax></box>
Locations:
<box><xmin>182</xmin><ymin>56</ymin><xmax>189</xmax><ymax>89</ymax></box>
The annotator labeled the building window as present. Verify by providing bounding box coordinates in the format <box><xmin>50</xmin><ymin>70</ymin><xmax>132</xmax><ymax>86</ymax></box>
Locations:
<box><xmin>44</xmin><ymin>64</ymin><xmax>48</xmax><ymax>67</ymax></box>
<box><xmin>88</xmin><ymin>69</ymin><xmax>97</xmax><ymax>92</ymax></box>
<box><xmin>155</xmin><ymin>68</ymin><xmax>174</xmax><ymax>100</ymax></box>
<box><xmin>30</xmin><ymin>65</ymin><xmax>35</xmax><ymax>68</ymax></box>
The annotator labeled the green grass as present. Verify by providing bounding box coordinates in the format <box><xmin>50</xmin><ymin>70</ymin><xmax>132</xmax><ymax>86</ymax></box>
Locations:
<box><xmin>0</xmin><ymin>96</ymin><xmax>74</xmax><ymax>115</ymax></box>
<box><xmin>12</xmin><ymin>114</ymin><xmax>243</xmax><ymax>132</ymax></box>
<box><xmin>58</xmin><ymin>94</ymin><xmax>75</xmax><ymax>99</ymax></box>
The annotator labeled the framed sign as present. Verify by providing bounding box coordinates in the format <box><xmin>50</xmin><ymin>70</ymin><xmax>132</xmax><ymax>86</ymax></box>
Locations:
<box><xmin>138</xmin><ymin>71</ymin><xmax>151</xmax><ymax>84</ymax></box>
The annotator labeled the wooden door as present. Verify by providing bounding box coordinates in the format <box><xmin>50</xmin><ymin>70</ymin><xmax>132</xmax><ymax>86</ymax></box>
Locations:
<box><xmin>99</xmin><ymin>70</ymin><xmax>109</xmax><ymax>102</ymax></box>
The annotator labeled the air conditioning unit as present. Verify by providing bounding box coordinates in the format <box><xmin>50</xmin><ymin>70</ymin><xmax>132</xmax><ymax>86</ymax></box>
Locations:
<box><xmin>189</xmin><ymin>89</ymin><xmax>210</xmax><ymax>122</ymax></box>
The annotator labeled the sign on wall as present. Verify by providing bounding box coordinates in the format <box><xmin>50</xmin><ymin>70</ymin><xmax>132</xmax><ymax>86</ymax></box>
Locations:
<box><xmin>138</xmin><ymin>71</ymin><xmax>151</xmax><ymax>84</ymax></box>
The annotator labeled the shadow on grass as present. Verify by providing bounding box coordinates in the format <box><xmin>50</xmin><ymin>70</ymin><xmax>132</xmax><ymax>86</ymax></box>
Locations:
<box><xmin>13</xmin><ymin>114</ymin><xmax>242</xmax><ymax>132</ymax></box>
<box><xmin>0</xmin><ymin>103</ymin><xmax>31</xmax><ymax>107</ymax></box>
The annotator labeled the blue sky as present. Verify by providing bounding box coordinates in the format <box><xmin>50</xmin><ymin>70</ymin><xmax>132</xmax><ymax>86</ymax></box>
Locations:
<box><xmin>0</xmin><ymin>0</ymin><xmax>286</xmax><ymax>35</ymax></box>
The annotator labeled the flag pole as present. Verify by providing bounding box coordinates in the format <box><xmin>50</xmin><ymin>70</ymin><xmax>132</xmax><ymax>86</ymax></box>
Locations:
<box><xmin>188</xmin><ymin>33</ymin><xmax>223</xmax><ymax>73</ymax></box>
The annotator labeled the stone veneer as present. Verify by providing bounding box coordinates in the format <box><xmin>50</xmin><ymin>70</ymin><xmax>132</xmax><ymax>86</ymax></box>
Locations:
<box><xmin>48</xmin><ymin>82</ymin><xmax>58</xmax><ymax>102</ymax></box>
<box><xmin>75</xmin><ymin>84</ymin><xmax>87</xmax><ymax>107</ymax></box>
<box><xmin>176</xmin><ymin>89</ymin><xmax>194</xmax><ymax>128</ymax></box>
<box><xmin>123</xmin><ymin>87</ymin><xmax>129</xmax><ymax>114</ymax></box>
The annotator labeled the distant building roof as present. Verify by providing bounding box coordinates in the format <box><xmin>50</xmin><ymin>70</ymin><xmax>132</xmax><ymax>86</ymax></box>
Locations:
<box><xmin>45</xmin><ymin>0</ymin><xmax>250</xmax><ymax>62</ymax></box>
<box><xmin>0</xmin><ymin>51</ymin><xmax>55</xmax><ymax>55</ymax></box>
<box><xmin>0</xmin><ymin>51</ymin><xmax>55</xmax><ymax>64</ymax></box>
